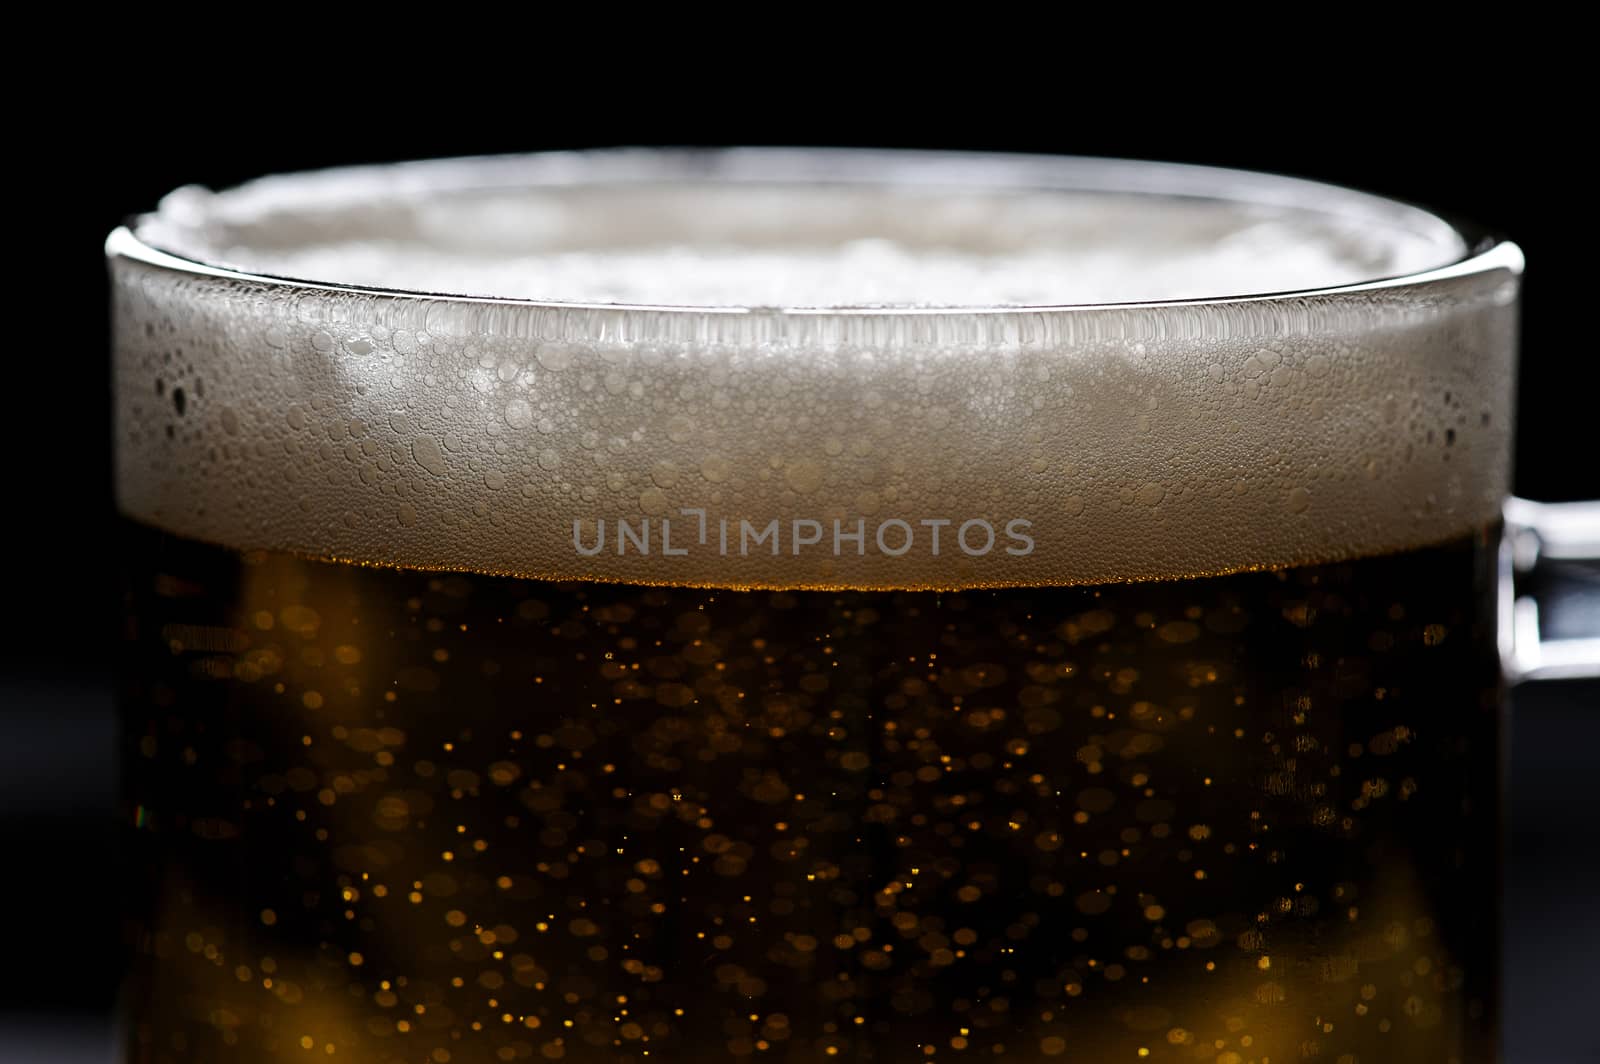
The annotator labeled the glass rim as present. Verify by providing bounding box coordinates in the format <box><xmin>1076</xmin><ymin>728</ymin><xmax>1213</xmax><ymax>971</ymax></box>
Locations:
<box><xmin>106</xmin><ymin>147</ymin><xmax>1524</xmax><ymax>320</ymax></box>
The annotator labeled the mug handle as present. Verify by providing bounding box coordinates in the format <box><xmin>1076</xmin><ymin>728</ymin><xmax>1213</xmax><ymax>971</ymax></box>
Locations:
<box><xmin>1500</xmin><ymin>498</ymin><xmax>1600</xmax><ymax>682</ymax></box>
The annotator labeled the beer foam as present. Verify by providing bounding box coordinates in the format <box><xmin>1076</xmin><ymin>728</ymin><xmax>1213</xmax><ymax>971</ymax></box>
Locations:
<box><xmin>111</xmin><ymin>150</ymin><xmax>1520</xmax><ymax>589</ymax></box>
<box><xmin>139</xmin><ymin>151</ymin><xmax>1463</xmax><ymax>307</ymax></box>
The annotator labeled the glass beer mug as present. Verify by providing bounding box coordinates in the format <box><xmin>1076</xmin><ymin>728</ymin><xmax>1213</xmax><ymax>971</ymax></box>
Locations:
<box><xmin>109</xmin><ymin>150</ymin><xmax>1599</xmax><ymax>1063</ymax></box>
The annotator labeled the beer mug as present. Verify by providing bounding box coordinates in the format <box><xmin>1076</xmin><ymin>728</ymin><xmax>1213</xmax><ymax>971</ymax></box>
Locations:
<box><xmin>109</xmin><ymin>150</ymin><xmax>1598</xmax><ymax>1063</ymax></box>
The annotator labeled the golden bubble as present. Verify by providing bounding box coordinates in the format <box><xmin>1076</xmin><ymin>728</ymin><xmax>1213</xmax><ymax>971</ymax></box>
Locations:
<box><xmin>1157</xmin><ymin>620</ymin><xmax>1200</xmax><ymax>644</ymax></box>
<box><xmin>1076</xmin><ymin>891</ymin><xmax>1111</xmax><ymax>916</ymax></box>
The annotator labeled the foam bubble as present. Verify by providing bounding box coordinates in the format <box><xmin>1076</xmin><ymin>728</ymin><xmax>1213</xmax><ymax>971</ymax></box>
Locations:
<box><xmin>111</xmin><ymin>150</ymin><xmax>1518</xmax><ymax>589</ymax></box>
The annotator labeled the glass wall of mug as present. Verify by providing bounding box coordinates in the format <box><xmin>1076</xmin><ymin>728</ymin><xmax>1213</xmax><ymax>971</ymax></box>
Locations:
<box><xmin>112</xmin><ymin>150</ymin><xmax>1523</xmax><ymax>1063</ymax></box>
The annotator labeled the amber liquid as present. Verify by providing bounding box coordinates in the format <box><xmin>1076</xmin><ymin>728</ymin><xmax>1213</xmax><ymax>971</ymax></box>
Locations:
<box><xmin>120</xmin><ymin>521</ymin><xmax>1502</xmax><ymax>1063</ymax></box>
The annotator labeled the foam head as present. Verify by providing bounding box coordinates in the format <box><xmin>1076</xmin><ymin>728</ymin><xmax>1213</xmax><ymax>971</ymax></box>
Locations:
<box><xmin>111</xmin><ymin>149</ymin><xmax>1519</xmax><ymax>588</ymax></box>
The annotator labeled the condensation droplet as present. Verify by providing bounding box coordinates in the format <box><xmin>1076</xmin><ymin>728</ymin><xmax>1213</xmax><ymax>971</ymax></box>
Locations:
<box><xmin>504</xmin><ymin>399</ymin><xmax>533</xmax><ymax>429</ymax></box>
<box><xmin>639</xmin><ymin>488</ymin><xmax>668</xmax><ymax>515</ymax></box>
<box><xmin>666</xmin><ymin>415</ymin><xmax>695</xmax><ymax>444</ymax></box>
<box><xmin>536</xmin><ymin>346</ymin><xmax>573</xmax><ymax>372</ymax></box>
<box><xmin>412</xmin><ymin>437</ymin><xmax>447</xmax><ymax>477</ymax></box>
<box><xmin>785</xmin><ymin>459</ymin><xmax>824</xmax><ymax>495</ymax></box>
<box><xmin>651</xmin><ymin>461</ymin><xmax>680</xmax><ymax>489</ymax></box>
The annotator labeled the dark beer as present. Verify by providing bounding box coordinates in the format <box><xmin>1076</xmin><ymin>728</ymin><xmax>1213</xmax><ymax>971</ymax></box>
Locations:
<box><xmin>121</xmin><ymin>521</ymin><xmax>1500</xmax><ymax>1063</ymax></box>
<box><xmin>112</xmin><ymin>149</ymin><xmax>1521</xmax><ymax>1062</ymax></box>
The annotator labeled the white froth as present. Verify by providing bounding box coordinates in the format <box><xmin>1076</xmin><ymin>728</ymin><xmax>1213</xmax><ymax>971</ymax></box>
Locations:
<box><xmin>111</xmin><ymin>150</ymin><xmax>1517</xmax><ymax>589</ymax></box>
<box><xmin>138</xmin><ymin>154</ymin><xmax>1464</xmax><ymax>308</ymax></box>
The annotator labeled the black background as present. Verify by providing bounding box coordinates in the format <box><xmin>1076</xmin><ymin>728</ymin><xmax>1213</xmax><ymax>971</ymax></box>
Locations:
<box><xmin>4</xmin><ymin>65</ymin><xmax>1596</xmax><ymax>1061</ymax></box>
